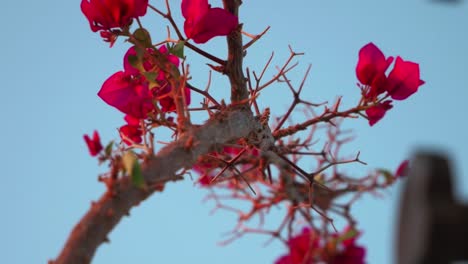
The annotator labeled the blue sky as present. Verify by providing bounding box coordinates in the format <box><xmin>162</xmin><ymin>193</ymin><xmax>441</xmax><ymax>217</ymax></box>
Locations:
<box><xmin>2</xmin><ymin>0</ymin><xmax>468</xmax><ymax>263</ymax></box>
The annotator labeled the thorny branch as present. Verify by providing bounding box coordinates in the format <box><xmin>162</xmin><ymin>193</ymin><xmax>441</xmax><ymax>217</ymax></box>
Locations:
<box><xmin>56</xmin><ymin>0</ymin><xmax>404</xmax><ymax>263</ymax></box>
<box><xmin>53</xmin><ymin>109</ymin><xmax>261</xmax><ymax>264</ymax></box>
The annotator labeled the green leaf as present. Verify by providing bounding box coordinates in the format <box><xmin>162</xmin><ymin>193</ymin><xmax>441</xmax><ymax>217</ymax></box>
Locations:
<box><xmin>143</xmin><ymin>72</ymin><xmax>157</xmax><ymax>82</ymax></box>
<box><xmin>170</xmin><ymin>41</ymin><xmax>185</xmax><ymax>59</ymax></box>
<box><xmin>131</xmin><ymin>159</ymin><xmax>145</xmax><ymax>188</ymax></box>
<box><xmin>377</xmin><ymin>168</ymin><xmax>395</xmax><ymax>184</ymax></box>
<box><xmin>127</xmin><ymin>54</ymin><xmax>141</xmax><ymax>69</ymax></box>
<box><xmin>104</xmin><ymin>141</ymin><xmax>114</xmax><ymax>157</ymax></box>
<box><xmin>142</xmin><ymin>72</ymin><xmax>160</xmax><ymax>90</ymax></box>
<box><xmin>133</xmin><ymin>28</ymin><xmax>152</xmax><ymax>48</ymax></box>
<box><xmin>337</xmin><ymin>228</ymin><xmax>358</xmax><ymax>243</ymax></box>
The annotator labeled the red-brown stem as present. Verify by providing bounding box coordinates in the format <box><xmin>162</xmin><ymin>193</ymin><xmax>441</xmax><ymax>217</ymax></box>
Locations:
<box><xmin>148</xmin><ymin>3</ymin><xmax>226</xmax><ymax>66</ymax></box>
<box><xmin>273</xmin><ymin>105</ymin><xmax>368</xmax><ymax>140</ymax></box>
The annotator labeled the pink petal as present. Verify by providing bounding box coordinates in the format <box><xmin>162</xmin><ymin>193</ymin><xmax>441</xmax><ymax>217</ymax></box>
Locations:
<box><xmin>356</xmin><ymin>43</ymin><xmax>393</xmax><ymax>87</ymax></box>
<box><xmin>81</xmin><ymin>0</ymin><xmax>148</xmax><ymax>32</ymax></box>
<box><xmin>119</xmin><ymin>124</ymin><xmax>142</xmax><ymax>145</ymax></box>
<box><xmin>155</xmin><ymin>86</ymin><xmax>191</xmax><ymax>113</ymax></box>
<box><xmin>123</xmin><ymin>46</ymin><xmax>140</xmax><ymax>75</ymax></box>
<box><xmin>83</xmin><ymin>130</ymin><xmax>103</xmax><ymax>156</ymax></box>
<box><xmin>124</xmin><ymin>114</ymin><xmax>140</xmax><ymax>126</ymax></box>
<box><xmin>181</xmin><ymin>0</ymin><xmax>209</xmax><ymax>20</ymax></box>
<box><xmin>98</xmin><ymin>71</ymin><xmax>153</xmax><ymax>118</ymax></box>
<box><xmin>366</xmin><ymin>100</ymin><xmax>393</xmax><ymax>126</ymax></box>
<box><xmin>395</xmin><ymin>160</ymin><xmax>410</xmax><ymax>178</ymax></box>
<box><xmin>134</xmin><ymin>0</ymin><xmax>149</xmax><ymax>16</ymax></box>
<box><xmin>189</xmin><ymin>8</ymin><xmax>239</xmax><ymax>44</ymax></box>
<box><xmin>158</xmin><ymin>45</ymin><xmax>180</xmax><ymax>67</ymax></box>
<box><xmin>386</xmin><ymin>56</ymin><xmax>424</xmax><ymax>100</ymax></box>
<box><xmin>274</xmin><ymin>255</ymin><xmax>293</xmax><ymax>264</ymax></box>
<box><xmin>124</xmin><ymin>46</ymin><xmax>160</xmax><ymax>74</ymax></box>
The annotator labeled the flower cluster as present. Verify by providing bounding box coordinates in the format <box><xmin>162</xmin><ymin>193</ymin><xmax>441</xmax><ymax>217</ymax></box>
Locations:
<box><xmin>80</xmin><ymin>0</ymin><xmax>238</xmax><ymax>148</ymax></box>
<box><xmin>97</xmin><ymin>45</ymin><xmax>191</xmax><ymax>145</ymax></box>
<box><xmin>356</xmin><ymin>43</ymin><xmax>424</xmax><ymax>126</ymax></box>
<box><xmin>81</xmin><ymin>0</ymin><xmax>239</xmax><ymax>46</ymax></box>
<box><xmin>276</xmin><ymin>228</ymin><xmax>366</xmax><ymax>264</ymax></box>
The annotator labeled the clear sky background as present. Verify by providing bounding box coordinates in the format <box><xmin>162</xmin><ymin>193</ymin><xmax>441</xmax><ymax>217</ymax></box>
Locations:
<box><xmin>2</xmin><ymin>0</ymin><xmax>468</xmax><ymax>263</ymax></box>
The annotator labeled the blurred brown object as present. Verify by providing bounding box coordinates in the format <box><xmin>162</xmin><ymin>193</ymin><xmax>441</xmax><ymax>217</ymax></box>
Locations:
<box><xmin>396</xmin><ymin>151</ymin><xmax>468</xmax><ymax>264</ymax></box>
<box><xmin>430</xmin><ymin>0</ymin><xmax>461</xmax><ymax>4</ymax></box>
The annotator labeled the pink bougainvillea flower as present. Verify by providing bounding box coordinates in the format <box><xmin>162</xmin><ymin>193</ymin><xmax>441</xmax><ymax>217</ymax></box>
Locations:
<box><xmin>119</xmin><ymin>124</ymin><xmax>142</xmax><ymax>145</ymax></box>
<box><xmin>124</xmin><ymin>114</ymin><xmax>140</xmax><ymax>126</ymax></box>
<box><xmin>123</xmin><ymin>45</ymin><xmax>180</xmax><ymax>76</ymax></box>
<box><xmin>395</xmin><ymin>159</ymin><xmax>410</xmax><ymax>178</ymax></box>
<box><xmin>275</xmin><ymin>228</ymin><xmax>319</xmax><ymax>264</ymax></box>
<box><xmin>119</xmin><ymin>115</ymin><xmax>143</xmax><ymax>145</ymax></box>
<box><xmin>356</xmin><ymin>43</ymin><xmax>394</xmax><ymax>98</ymax></box>
<box><xmin>98</xmin><ymin>71</ymin><xmax>154</xmax><ymax>118</ymax></box>
<box><xmin>158</xmin><ymin>45</ymin><xmax>180</xmax><ymax>67</ymax></box>
<box><xmin>331</xmin><ymin>237</ymin><xmax>366</xmax><ymax>264</ymax></box>
<box><xmin>123</xmin><ymin>46</ymin><xmax>152</xmax><ymax>76</ymax></box>
<box><xmin>155</xmin><ymin>45</ymin><xmax>181</xmax><ymax>82</ymax></box>
<box><xmin>385</xmin><ymin>56</ymin><xmax>425</xmax><ymax>100</ymax></box>
<box><xmin>356</xmin><ymin>43</ymin><xmax>394</xmax><ymax>85</ymax></box>
<box><xmin>83</xmin><ymin>130</ymin><xmax>103</xmax><ymax>156</ymax></box>
<box><xmin>81</xmin><ymin>0</ymin><xmax>148</xmax><ymax>32</ymax></box>
<box><xmin>122</xmin><ymin>45</ymin><xmax>190</xmax><ymax>113</ymax></box>
<box><xmin>197</xmin><ymin>174</ymin><xmax>214</xmax><ymax>186</ymax></box>
<box><xmin>154</xmin><ymin>45</ymin><xmax>190</xmax><ymax>112</ymax></box>
<box><xmin>155</xmin><ymin>85</ymin><xmax>192</xmax><ymax>113</ymax></box>
<box><xmin>122</xmin><ymin>46</ymin><xmax>180</xmax><ymax>76</ymax></box>
<box><xmin>365</xmin><ymin>100</ymin><xmax>393</xmax><ymax>126</ymax></box>
<box><xmin>182</xmin><ymin>0</ymin><xmax>239</xmax><ymax>43</ymax></box>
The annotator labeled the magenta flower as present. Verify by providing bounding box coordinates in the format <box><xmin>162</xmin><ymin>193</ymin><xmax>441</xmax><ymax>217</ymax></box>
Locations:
<box><xmin>331</xmin><ymin>237</ymin><xmax>366</xmax><ymax>264</ymax></box>
<box><xmin>395</xmin><ymin>159</ymin><xmax>410</xmax><ymax>178</ymax></box>
<box><xmin>356</xmin><ymin>43</ymin><xmax>394</xmax><ymax>98</ymax></box>
<box><xmin>81</xmin><ymin>0</ymin><xmax>148</xmax><ymax>32</ymax></box>
<box><xmin>119</xmin><ymin>124</ymin><xmax>142</xmax><ymax>145</ymax></box>
<box><xmin>119</xmin><ymin>115</ymin><xmax>142</xmax><ymax>145</ymax></box>
<box><xmin>275</xmin><ymin>228</ymin><xmax>319</xmax><ymax>264</ymax></box>
<box><xmin>196</xmin><ymin>174</ymin><xmax>214</xmax><ymax>186</ymax></box>
<box><xmin>154</xmin><ymin>85</ymin><xmax>191</xmax><ymax>113</ymax></box>
<box><xmin>123</xmin><ymin>46</ymin><xmax>153</xmax><ymax>76</ymax></box>
<box><xmin>153</xmin><ymin>45</ymin><xmax>190</xmax><ymax>112</ymax></box>
<box><xmin>123</xmin><ymin>46</ymin><xmax>180</xmax><ymax>77</ymax></box>
<box><xmin>182</xmin><ymin>0</ymin><xmax>239</xmax><ymax>43</ymax></box>
<box><xmin>83</xmin><ymin>130</ymin><xmax>103</xmax><ymax>156</ymax></box>
<box><xmin>98</xmin><ymin>71</ymin><xmax>154</xmax><ymax>119</ymax></box>
<box><xmin>121</xmin><ymin>45</ymin><xmax>190</xmax><ymax>113</ymax></box>
<box><xmin>365</xmin><ymin>100</ymin><xmax>393</xmax><ymax>126</ymax></box>
<box><xmin>386</xmin><ymin>56</ymin><xmax>425</xmax><ymax>100</ymax></box>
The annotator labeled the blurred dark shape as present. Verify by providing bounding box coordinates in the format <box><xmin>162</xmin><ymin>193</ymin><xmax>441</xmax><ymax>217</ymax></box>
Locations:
<box><xmin>396</xmin><ymin>151</ymin><xmax>468</xmax><ymax>264</ymax></box>
<box><xmin>429</xmin><ymin>0</ymin><xmax>462</xmax><ymax>4</ymax></box>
